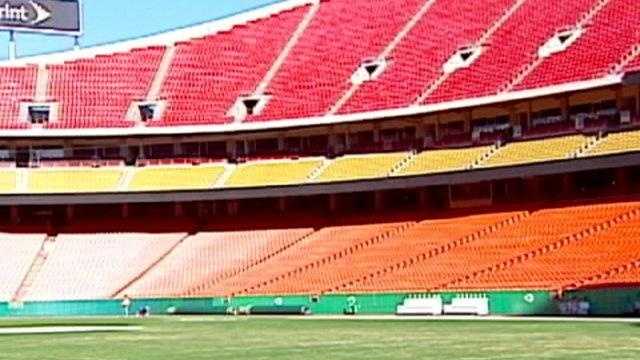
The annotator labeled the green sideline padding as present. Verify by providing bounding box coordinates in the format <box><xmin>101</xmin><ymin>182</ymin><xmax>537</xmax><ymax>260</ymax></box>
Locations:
<box><xmin>0</xmin><ymin>289</ymin><xmax>636</xmax><ymax>317</ymax></box>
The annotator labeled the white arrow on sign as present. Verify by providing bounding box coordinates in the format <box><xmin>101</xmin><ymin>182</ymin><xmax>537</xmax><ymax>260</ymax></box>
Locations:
<box><xmin>29</xmin><ymin>1</ymin><xmax>51</xmax><ymax>25</ymax></box>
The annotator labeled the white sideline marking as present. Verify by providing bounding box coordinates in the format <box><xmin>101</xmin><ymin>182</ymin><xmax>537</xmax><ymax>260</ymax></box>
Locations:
<box><xmin>0</xmin><ymin>326</ymin><xmax>142</xmax><ymax>335</ymax></box>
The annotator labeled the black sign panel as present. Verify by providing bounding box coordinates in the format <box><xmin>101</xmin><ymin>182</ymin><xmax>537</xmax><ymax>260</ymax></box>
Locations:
<box><xmin>0</xmin><ymin>0</ymin><xmax>81</xmax><ymax>35</ymax></box>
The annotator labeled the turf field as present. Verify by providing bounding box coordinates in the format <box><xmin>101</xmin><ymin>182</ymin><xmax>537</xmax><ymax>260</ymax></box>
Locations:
<box><xmin>1</xmin><ymin>317</ymin><xmax>639</xmax><ymax>359</ymax></box>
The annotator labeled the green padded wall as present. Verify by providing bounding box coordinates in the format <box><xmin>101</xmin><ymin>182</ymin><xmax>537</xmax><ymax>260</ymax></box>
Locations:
<box><xmin>0</xmin><ymin>291</ymin><xmax>559</xmax><ymax>317</ymax></box>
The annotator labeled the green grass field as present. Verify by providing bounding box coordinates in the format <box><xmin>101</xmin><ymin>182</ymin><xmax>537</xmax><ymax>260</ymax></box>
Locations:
<box><xmin>1</xmin><ymin>317</ymin><xmax>639</xmax><ymax>360</ymax></box>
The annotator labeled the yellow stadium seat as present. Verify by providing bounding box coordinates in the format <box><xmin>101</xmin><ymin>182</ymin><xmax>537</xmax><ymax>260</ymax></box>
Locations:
<box><xmin>29</xmin><ymin>169</ymin><xmax>123</xmax><ymax>193</ymax></box>
<box><xmin>482</xmin><ymin>135</ymin><xmax>587</xmax><ymax>168</ymax></box>
<box><xmin>128</xmin><ymin>165</ymin><xmax>226</xmax><ymax>191</ymax></box>
<box><xmin>0</xmin><ymin>171</ymin><xmax>16</xmax><ymax>193</ymax></box>
<box><xmin>315</xmin><ymin>152</ymin><xmax>408</xmax><ymax>182</ymax></box>
<box><xmin>397</xmin><ymin>147</ymin><xmax>490</xmax><ymax>176</ymax></box>
<box><xmin>225</xmin><ymin>159</ymin><xmax>322</xmax><ymax>187</ymax></box>
<box><xmin>585</xmin><ymin>130</ymin><xmax>640</xmax><ymax>156</ymax></box>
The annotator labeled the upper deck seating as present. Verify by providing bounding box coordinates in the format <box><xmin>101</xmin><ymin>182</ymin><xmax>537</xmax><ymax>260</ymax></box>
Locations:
<box><xmin>426</xmin><ymin>0</ymin><xmax>595</xmax><ymax>103</ymax></box>
<box><xmin>516</xmin><ymin>0</ymin><xmax>640</xmax><ymax>90</ymax></box>
<box><xmin>0</xmin><ymin>66</ymin><xmax>36</xmax><ymax>129</ymax></box>
<box><xmin>247</xmin><ymin>0</ymin><xmax>424</xmax><ymax>121</ymax></box>
<box><xmin>155</xmin><ymin>6</ymin><xmax>308</xmax><ymax>126</ymax></box>
<box><xmin>340</xmin><ymin>0</ymin><xmax>513</xmax><ymax>113</ymax></box>
<box><xmin>47</xmin><ymin>47</ymin><xmax>165</xmax><ymax>128</ymax></box>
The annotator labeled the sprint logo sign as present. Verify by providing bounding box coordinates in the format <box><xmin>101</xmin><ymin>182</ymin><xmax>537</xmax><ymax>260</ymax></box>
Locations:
<box><xmin>0</xmin><ymin>0</ymin><xmax>81</xmax><ymax>35</ymax></box>
<box><xmin>0</xmin><ymin>1</ymin><xmax>52</xmax><ymax>25</ymax></box>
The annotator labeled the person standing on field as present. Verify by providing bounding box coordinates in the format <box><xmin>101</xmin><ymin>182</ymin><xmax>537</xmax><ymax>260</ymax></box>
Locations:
<box><xmin>121</xmin><ymin>295</ymin><xmax>132</xmax><ymax>317</ymax></box>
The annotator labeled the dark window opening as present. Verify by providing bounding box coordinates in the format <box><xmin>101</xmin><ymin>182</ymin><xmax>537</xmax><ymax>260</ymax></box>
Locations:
<box><xmin>138</xmin><ymin>104</ymin><xmax>157</xmax><ymax>122</ymax></box>
<box><xmin>28</xmin><ymin>105</ymin><xmax>50</xmax><ymax>124</ymax></box>
<box><xmin>242</xmin><ymin>99</ymin><xmax>260</xmax><ymax>115</ymax></box>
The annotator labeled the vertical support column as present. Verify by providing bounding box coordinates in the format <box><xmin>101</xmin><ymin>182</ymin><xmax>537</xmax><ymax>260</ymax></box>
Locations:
<box><xmin>65</xmin><ymin>205</ymin><xmax>74</xmax><ymax>222</ymax></box>
<box><xmin>277</xmin><ymin>134</ymin><xmax>285</xmax><ymax>152</ymax></box>
<box><xmin>635</xmin><ymin>85</ymin><xmax>640</xmax><ymax>118</ymax></box>
<box><xmin>174</xmin><ymin>202</ymin><xmax>184</xmax><ymax>217</ymax></box>
<box><xmin>463</xmin><ymin>111</ymin><xmax>472</xmax><ymax>134</ymax></box>
<box><xmin>226</xmin><ymin>140</ymin><xmax>237</xmax><ymax>160</ymax></box>
<box><xmin>278</xmin><ymin>197</ymin><xmax>287</xmax><ymax>213</ymax></box>
<box><xmin>615</xmin><ymin>168</ymin><xmax>630</xmax><ymax>193</ymax></box>
<box><xmin>560</xmin><ymin>96</ymin><xmax>569</xmax><ymax>122</ymax></box>
<box><xmin>10</xmin><ymin>206</ymin><xmax>19</xmax><ymax>224</ymax></box>
<box><xmin>374</xmin><ymin>191</ymin><xmax>384</xmax><ymax>211</ymax></box>
<box><xmin>226</xmin><ymin>200</ymin><xmax>239</xmax><ymax>216</ymax></box>
<box><xmin>8</xmin><ymin>31</ymin><xmax>16</xmax><ymax>60</ymax></box>
<box><xmin>418</xmin><ymin>188</ymin><xmax>429</xmax><ymax>208</ymax></box>
<box><xmin>121</xmin><ymin>203</ymin><xmax>130</xmax><ymax>219</ymax></box>
<box><xmin>328</xmin><ymin>194</ymin><xmax>338</xmax><ymax>213</ymax></box>
<box><xmin>525</xmin><ymin>177</ymin><xmax>541</xmax><ymax>200</ymax></box>
<box><xmin>561</xmin><ymin>174</ymin><xmax>573</xmax><ymax>199</ymax></box>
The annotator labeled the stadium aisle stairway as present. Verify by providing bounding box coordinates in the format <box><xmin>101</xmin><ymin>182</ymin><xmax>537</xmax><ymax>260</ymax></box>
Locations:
<box><xmin>24</xmin><ymin>233</ymin><xmax>186</xmax><ymax>301</ymax></box>
<box><xmin>426</xmin><ymin>0</ymin><xmax>595</xmax><ymax>103</ymax></box>
<box><xmin>197</xmin><ymin>222</ymin><xmax>413</xmax><ymax>296</ymax></box>
<box><xmin>119</xmin><ymin>229</ymin><xmax>313</xmax><ymax>298</ymax></box>
<box><xmin>0</xmin><ymin>234</ymin><xmax>44</xmax><ymax>301</ymax></box>
<box><xmin>340</xmin><ymin>202</ymin><xmax>640</xmax><ymax>294</ymax></box>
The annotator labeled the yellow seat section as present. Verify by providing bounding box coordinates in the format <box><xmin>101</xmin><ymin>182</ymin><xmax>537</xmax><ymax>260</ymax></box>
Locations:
<box><xmin>483</xmin><ymin>135</ymin><xmax>587</xmax><ymax>168</ymax></box>
<box><xmin>398</xmin><ymin>147</ymin><xmax>490</xmax><ymax>176</ymax></box>
<box><xmin>316</xmin><ymin>152</ymin><xmax>408</xmax><ymax>182</ymax></box>
<box><xmin>29</xmin><ymin>169</ymin><xmax>123</xmax><ymax>193</ymax></box>
<box><xmin>586</xmin><ymin>130</ymin><xmax>640</xmax><ymax>156</ymax></box>
<box><xmin>129</xmin><ymin>165</ymin><xmax>225</xmax><ymax>191</ymax></box>
<box><xmin>0</xmin><ymin>170</ymin><xmax>16</xmax><ymax>193</ymax></box>
<box><xmin>225</xmin><ymin>159</ymin><xmax>321</xmax><ymax>187</ymax></box>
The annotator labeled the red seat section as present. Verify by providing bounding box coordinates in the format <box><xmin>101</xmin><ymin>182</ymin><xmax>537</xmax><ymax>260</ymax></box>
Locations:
<box><xmin>425</xmin><ymin>0</ymin><xmax>594</xmax><ymax>104</ymax></box>
<box><xmin>247</xmin><ymin>0</ymin><xmax>424</xmax><ymax>122</ymax></box>
<box><xmin>46</xmin><ymin>47</ymin><xmax>165</xmax><ymax>129</ymax></box>
<box><xmin>339</xmin><ymin>0</ymin><xmax>513</xmax><ymax>114</ymax></box>
<box><xmin>120</xmin><ymin>229</ymin><xmax>313</xmax><ymax>298</ymax></box>
<box><xmin>155</xmin><ymin>6</ymin><xmax>309</xmax><ymax>126</ymax></box>
<box><xmin>516</xmin><ymin>0</ymin><xmax>640</xmax><ymax>90</ymax></box>
<box><xmin>0</xmin><ymin>66</ymin><xmax>36</xmax><ymax>129</ymax></box>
